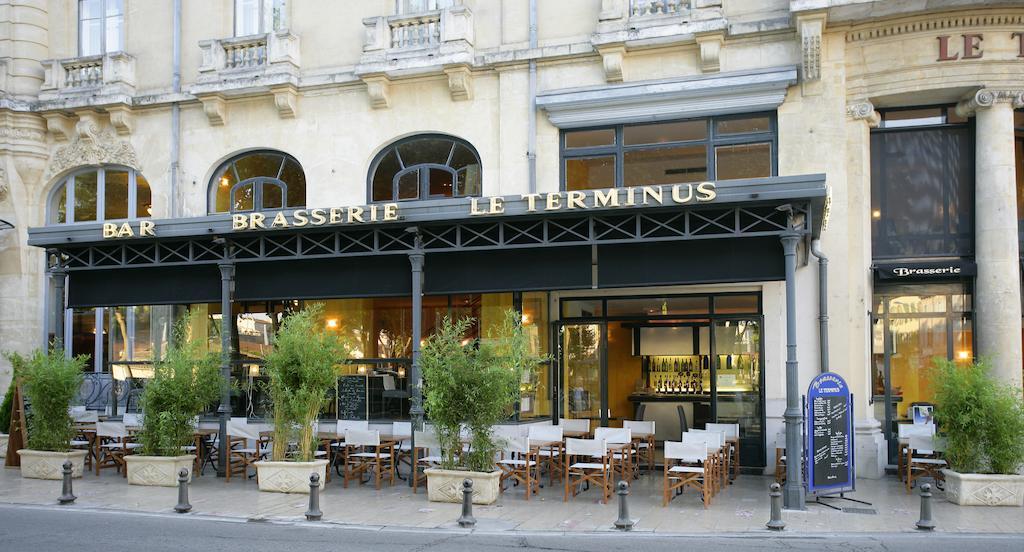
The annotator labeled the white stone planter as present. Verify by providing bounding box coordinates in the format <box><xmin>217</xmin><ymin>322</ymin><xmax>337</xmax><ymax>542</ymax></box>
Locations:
<box><xmin>17</xmin><ymin>449</ymin><xmax>88</xmax><ymax>479</ymax></box>
<box><xmin>125</xmin><ymin>455</ymin><xmax>196</xmax><ymax>487</ymax></box>
<box><xmin>254</xmin><ymin>459</ymin><xmax>328</xmax><ymax>493</ymax></box>
<box><xmin>0</xmin><ymin>434</ymin><xmax>8</xmax><ymax>459</ymax></box>
<box><xmin>942</xmin><ymin>469</ymin><xmax>1024</xmax><ymax>506</ymax></box>
<box><xmin>424</xmin><ymin>468</ymin><xmax>502</xmax><ymax>505</ymax></box>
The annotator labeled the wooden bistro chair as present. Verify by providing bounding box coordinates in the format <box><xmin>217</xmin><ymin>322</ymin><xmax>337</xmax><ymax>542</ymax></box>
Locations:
<box><xmin>95</xmin><ymin>421</ymin><xmax>141</xmax><ymax>477</ymax></box>
<box><xmin>496</xmin><ymin>434</ymin><xmax>539</xmax><ymax>500</ymax></box>
<box><xmin>527</xmin><ymin>424</ymin><xmax>564</xmax><ymax>485</ymax></box>
<box><xmin>412</xmin><ymin>428</ymin><xmax>443</xmax><ymax>493</ymax></box>
<box><xmin>773</xmin><ymin>431</ymin><xmax>787</xmax><ymax>484</ymax></box>
<box><xmin>663</xmin><ymin>441</ymin><xmax>711</xmax><ymax>508</ymax></box>
<box><xmin>697</xmin><ymin>429</ymin><xmax>729</xmax><ymax>491</ymax></box>
<box><xmin>595</xmin><ymin>427</ymin><xmax>634</xmax><ymax>481</ymax></box>
<box><xmin>897</xmin><ymin>423</ymin><xmax>935</xmax><ymax>483</ymax></box>
<box><xmin>707</xmin><ymin>423</ymin><xmax>740</xmax><ymax>482</ymax></box>
<box><xmin>226</xmin><ymin>417</ymin><xmax>268</xmax><ymax>482</ymax></box>
<box><xmin>682</xmin><ymin>431</ymin><xmax>719</xmax><ymax>497</ymax></box>
<box><xmin>906</xmin><ymin>434</ymin><xmax>947</xmax><ymax>493</ymax></box>
<box><xmin>343</xmin><ymin>429</ymin><xmax>395</xmax><ymax>489</ymax></box>
<box><xmin>623</xmin><ymin>420</ymin><xmax>656</xmax><ymax>472</ymax></box>
<box><xmin>332</xmin><ymin>420</ymin><xmax>369</xmax><ymax>476</ymax></box>
<box><xmin>391</xmin><ymin>421</ymin><xmax>414</xmax><ymax>477</ymax></box>
<box><xmin>559</xmin><ymin>418</ymin><xmax>591</xmax><ymax>437</ymax></box>
<box><xmin>564</xmin><ymin>437</ymin><xmax>611</xmax><ymax>503</ymax></box>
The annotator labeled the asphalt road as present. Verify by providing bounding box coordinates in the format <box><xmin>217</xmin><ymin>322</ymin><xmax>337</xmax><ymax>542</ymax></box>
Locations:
<box><xmin>1</xmin><ymin>504</ymin><xmax>1022</xmax><ymax>552</ymax></box>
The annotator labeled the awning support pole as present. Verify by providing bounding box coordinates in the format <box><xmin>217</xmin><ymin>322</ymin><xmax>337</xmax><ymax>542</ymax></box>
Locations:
<box><xmin>217</xmin><ymin>260</ymin><xmax>235</xmax><ymax>478</ymax></box>
<box><xmin>408</xmin><ymin>234</ymin><xmax>425</xmax><ymax>486</ymax></box>
<box><xmin>781</xmin><ymin>231</ymin><xmax>806</xmax><ymax>510</ymax></box>
<box><xmin>51</xmin><ymin>264</ymin><xmax>67</xmax><ymax>347</ymax></box>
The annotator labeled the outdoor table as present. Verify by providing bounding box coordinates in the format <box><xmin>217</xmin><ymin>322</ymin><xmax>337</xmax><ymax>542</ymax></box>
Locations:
<box><xmin>192</xmin><ymin>428</ymin><xmax>218</xmax><ymax>475</ymax></box>
<box><xmin>73</xmin><ymin>424</ymin><xmax>98</xmax><ymax>468</ymax></box>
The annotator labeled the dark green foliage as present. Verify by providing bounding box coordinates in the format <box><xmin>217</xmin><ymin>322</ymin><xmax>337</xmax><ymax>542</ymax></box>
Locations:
<box><xmin>421</xmin><ymin>310</ymin><xmax>546</xmax><ymax>473</ymax></box>
<box><xmin>137</xmin><ymin>312</ymin><xmax>223</xmax><ymax>457</ymax></box>
<box><xmin>931</xmin><ymin>358</ymin><xmax>1024</xmax><ymax>474</ymax></box>
<box><xmin>5</xmin><ymin>344</ymin><xmax>86</xmax><ymax>452</ymax></box>
<box><xmin>264</xmin><ymin>304</ymin><xmax>350</xmax><ymax>462</ymax></box>
<box><xmin>0</xmin><ymin>380</ymin><xmax>14</xmax><ymax>434</ymax></box>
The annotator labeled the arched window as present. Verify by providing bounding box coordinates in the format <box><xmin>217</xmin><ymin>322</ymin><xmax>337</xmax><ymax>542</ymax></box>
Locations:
<box><xmin>48</xmin><ymin>166</ymin><xmax>151</xmax><ymax>224</ymax></box>
<box><xmin>369</xmin><ymin>134</ymin><xmax>481</xmax><ymax>202</ymax></box>
<box><xmin>209</xmin><ymin>150</ymin><xmax>305</xmax><ymax>213</ymax></box>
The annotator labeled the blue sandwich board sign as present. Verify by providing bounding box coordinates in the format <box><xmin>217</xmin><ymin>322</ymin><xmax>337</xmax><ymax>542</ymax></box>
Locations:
<box><xmin>806</xmin><ymin>372</ymin><xmax>854</xmax><ymax>493</ymax></box>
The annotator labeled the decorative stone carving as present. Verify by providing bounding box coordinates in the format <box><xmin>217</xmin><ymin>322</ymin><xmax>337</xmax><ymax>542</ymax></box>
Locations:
<box><xmin>271</xmin><ymin>85</ymin><xmax>298</xmax><ymax>118</ymax></box>
<box><xmin>17</xmin><ymin>450</ymin><xmax>88</xmax><ymax>480</ymax></box>
<box><xmin>42</xmin><ymin>112</ymin><xmax>75</xmax><ymax>141</ymax></box>
<box><xmin>597</xmin><ymin>45</ymin><xmax>626</xmax><ymax>83</ymax></box>
<box><xmin>956</xmin><ymin>89</ymin><xmax>1024</xmax><ymax>117</ymax></box>
<box><xmin>107</xmin><ymin>106</ymin><xmax>134</xmax><ymax>135</ymax></box>
<box><xmin>125</xmin><ymin>455</ymin><xmax>195</xmax><ymax>487</ymax></box>
<box><xmin>45</xmin><ymin>124</ymin><xmax>140</xmax><ymax>180</ymax></box>
<box><xmin>254</xmin><ymin>460</ymin><xmax>328</xmax><ymax>493</ymax></box>
<box><xmin>846</xmin><ymin>100</ymin><xmax>880</xmax><ymax>128</ymax></box>
<box><xmin>0</xmin><ymin>166</ymin><xmax>8</xmax><ymax>202</ymax></box>
<box><xmin>363</xmin><ymin>75</ymin><xmax>391</xmax><ymax>109</ymax></box>
<box><xmin>942</xmin><ymin>469</ymin><xmax>1024</xmax><ymax>507</ymax></box>
<box><xmin>199</xmin><ymin>95</ymin><xmax>227</xmax><ymax>126</ymax></box>
<box><xmin>797</xmin><ymin>13</ymin><xmax>826</xmax><ymax>82</ymax></box>
<box><xmin>444</xmin><ymin>65</ymin><xmax>473</xmax><ymax>101</ymax></box>
<box><xmin>696</xmin><ymin>32</ymin><xmax>724</xmax><ymax>73</ymax></box>
<box><xmin>424</xmin><ymin>468</ymin><xmax>502</xmax><ymax>505</ymax></box>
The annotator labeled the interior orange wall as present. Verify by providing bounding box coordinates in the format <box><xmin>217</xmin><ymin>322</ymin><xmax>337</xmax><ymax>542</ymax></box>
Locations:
<box><xmin>607</xmin><ymin>322</ymin><xmax>641</xmax><ymax>425</ymax></box>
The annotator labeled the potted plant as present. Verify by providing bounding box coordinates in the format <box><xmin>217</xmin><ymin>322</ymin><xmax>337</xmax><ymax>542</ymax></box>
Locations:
<box><xmin>421</xmin><ymin>310</ymin><xmax>541</xmax><ymax>504</ymax></box>
<box><xmin>7</xmin><ymin>345</ymin><xmax>88</xmax><ymax>479</ymax></box>
<box><xmin>932</xmin><ymin>359</ymin><xmax>1024</xmax><ymax>506</ymax></box>
<box><xmin>126</xmin><ymin>314</ymin><xmax>222</xmax><ymax>486</ymax></box>
<box><xmin>254</xmin><ymin>304</ymin><xmax>349</xmax><ymax>493</ymax></box>
<box><xmin>0</xmin><ymin>382</ymin><xmax>13</xmax><ymax>459</ymax></box>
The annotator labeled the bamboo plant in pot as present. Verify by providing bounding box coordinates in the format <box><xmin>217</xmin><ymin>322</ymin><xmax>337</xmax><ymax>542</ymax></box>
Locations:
<box><xmin>126</xmin><ymin>314</ymin><xmax>222</xmax><ymax>486</ymax></box>
<box><xmin>254</xmin><ymin>304</ymin><xmax>350</xmax><ymax>493</ymax></box>
<box><xmin>7</xmin><ymin>345</ymin><xmax>88</xmax><ymax>479</ymax></box>
<box><xmin>932</xmin><ymin>359</ymin><xmax>1024</xmax><ymax>506</ymax></box>
<box><xmin>421</xmin><ymin>310</ymin><xmax>542</xmax><ymax>504</ymax></box>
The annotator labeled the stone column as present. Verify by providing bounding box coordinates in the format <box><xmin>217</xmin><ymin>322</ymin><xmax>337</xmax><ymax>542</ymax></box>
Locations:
<box><xmin>846</xmin><ymin>100</ymin><xmax>887</xmax><ymax>479</ymax></box>
<box><xmin>957</xmin><ymin>90</ymin><xmax>1024</xmax><ymax>393</ymax></box>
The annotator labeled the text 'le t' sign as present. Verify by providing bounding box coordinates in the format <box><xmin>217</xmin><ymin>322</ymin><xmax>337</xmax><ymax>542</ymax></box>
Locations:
<box><xmin>937</xmin><ymin>33</ymin><xmax>1024</xmax><ymax>61</ymax></box>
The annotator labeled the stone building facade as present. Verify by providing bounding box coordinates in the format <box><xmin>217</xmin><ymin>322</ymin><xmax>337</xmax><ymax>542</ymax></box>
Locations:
<box><xmin>1</xmin><ymin>0</ymin><xmax>1023</xmax><ymax>487</ymax></box>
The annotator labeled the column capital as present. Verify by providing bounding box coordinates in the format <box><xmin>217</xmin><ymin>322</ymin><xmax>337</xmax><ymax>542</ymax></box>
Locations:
<box><xmin>846</xmin><ymin>100</ymin><xmax>880</xmax><ymax>128</ymax></box>
<box><xmin>955</xmin><ymin>88</ymin><xmax>1024</xmax><ymax>117</ymax></box>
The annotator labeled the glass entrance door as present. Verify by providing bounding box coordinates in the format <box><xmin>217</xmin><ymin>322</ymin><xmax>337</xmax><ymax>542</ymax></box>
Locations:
<box><xmin>713</xmin><ymin>318</ymin><xmax>764</xmax><ymax>471</ymax></box>
<box><xmin>558</xmin><ymin>322</ymin><xmax>606</xmax><ymax>427</ymax></box>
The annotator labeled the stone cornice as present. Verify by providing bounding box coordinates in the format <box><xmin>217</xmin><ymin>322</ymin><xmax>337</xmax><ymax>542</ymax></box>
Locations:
<box><xmin>956</xmin><ymin>88</ymin><xmax>1024</xmax><ymax>116</ymax></box>
<box><xmin>846</xmin><ymin>100</ymin><xmax>880</xmax><ymax>127</ymax></box>
<box><xmin>845</xmin><ymin>11</ymin><xmax>1024</xmax><ymax>43</ymax></box>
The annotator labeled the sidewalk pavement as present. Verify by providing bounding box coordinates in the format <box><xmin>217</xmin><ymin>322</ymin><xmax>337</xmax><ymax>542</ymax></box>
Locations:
<box><xmin>1</xmin><ymin>466</ymin><xmax>1020</xmax><ymax>534</ymax></box>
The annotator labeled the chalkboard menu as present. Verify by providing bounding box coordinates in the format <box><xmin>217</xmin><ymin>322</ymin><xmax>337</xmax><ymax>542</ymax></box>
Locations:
<box><xmin>337</xmin><ymin>375</ymin><xmax>368</xmax><ymax>421</ymax></box>
<box><xmin>806</xmin><ymin>372</ymin><xmax>854</xmax><ymax>493</ymax></box>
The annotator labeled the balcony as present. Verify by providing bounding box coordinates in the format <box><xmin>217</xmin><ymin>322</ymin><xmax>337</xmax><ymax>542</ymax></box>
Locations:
<box><xmin>593</xmin><ymin>0</ymin><xmax>727</xmax><ymax>80</ymax></box>
<box><xmin>39</xmin><ymin>52</ymin><xmax>136</xmax><ymax>103</ymax></box>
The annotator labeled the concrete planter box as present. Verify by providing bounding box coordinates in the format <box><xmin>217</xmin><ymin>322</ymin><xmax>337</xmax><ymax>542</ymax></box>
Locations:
<box><xmin>254</xmin><ymin>459</ymin><xmax>328</xmax><ymax>493</ymax></box>
<box><xmin>126</xmin><ymin>455</ymin><xmax>196</xmax><ymax>487</ymax></box>
<box><xmin>0</xmin><ymin>434</ymin><xmax>8</xmax><ymax>459</ymax></box>
<box><xmin>942</xmin><ymin>469</ymin><xmax>1024</xmax><ymax>507</ymax></box>
<box><xmin>424</xmin><ymin>468</ymin><xmax>501</xmax><ymax>505</ymax></box>
<box><xmin>17</xmin><ymin>449</ymin><xmax>87</xmax><ymax>479</ymax></box>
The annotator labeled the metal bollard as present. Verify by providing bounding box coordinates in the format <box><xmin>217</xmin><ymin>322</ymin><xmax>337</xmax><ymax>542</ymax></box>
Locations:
<box><xmin>174</xmin><ymin>468</ymin><xmax>192</xmax><ymax>513</ymax></box>
<box><xmin>58</xmin><ymin>460</ymin><xmax>76</xmax><ymax>505</ymax></box>
<box><xmin>916</xmin><ymin>483</ymin><xmax>936</xmax><ymax>531</ymax></box>
<box><xmin>766</xmin><ymin>482</ymin><xmax>785</xmax><ymax>531</ymax></box>
<box><xmin>613</xmin><ymin>480</ymin><xmax>635</xmax><ymax>531</ymax></box>
<box><xmin>457</xmin><ymin>479</ymin><xmax>476</xmax><ymax>528</ymax></box>
<box><xmin>305</xmin><ymin>473</ymin><xmax>323</xmax><ymax>521</ymax></box>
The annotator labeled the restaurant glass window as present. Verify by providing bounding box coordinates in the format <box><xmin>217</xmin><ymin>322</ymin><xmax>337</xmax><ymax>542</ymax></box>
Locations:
<box><xmin>561</xmin><ymin>113</ymin><xmax>776</xmax><ymax>191</ymax></box>
<box><xmin>210</xmin><ymin>150</ymin><xmax>305</xmax><ymax>214</ymax></box>
<box><xmin>871</xmin><ymin>106</ymin><xmax>974</xmax><ymax>259</ymax></box>
<box><xmin>369</xmin><ymin>135</ymin><xmax>481</xmax><ymax>202</ymax></box>
<box><xmin>48</xmin><ymin>167</ymin><xmax>152</xmax><ymax>224</ymax></box>
<box><xmin>79</xmin><ymin>0</ymin><xmax>123</xmax><ymax>56</ymax></box>
<box><xmin>871</xmin><ymin>283</ymin><xmax>973</xmax><ymax>461</ymax></box>
<box><xmin>398</xmin><ymin>0</ymin><xmax>454</xmax><ymax>13</ymax></box>
<box><xmin>520</xmin><ymin>292</ymin><xmax>551</xmax><ymax>420</ymax></box>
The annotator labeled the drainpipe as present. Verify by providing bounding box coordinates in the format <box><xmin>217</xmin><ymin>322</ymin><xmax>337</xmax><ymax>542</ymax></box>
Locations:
<box><xmin>526</xmin><ymin>0</ymin><xmax>537</xmax><ymax>193</ymax></box>
<box><xmin>810</xmin><ymin>239</ymin><xmax>828</xmax><ymax>374</ymax></box>
<box><xmin>170</xmin><ymin>0</ymin><xmax>181</xmax><ymax>218</ymax></box>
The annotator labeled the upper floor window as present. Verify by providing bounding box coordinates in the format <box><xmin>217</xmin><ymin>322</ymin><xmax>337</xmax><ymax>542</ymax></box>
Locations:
<box><xmin>79</xmin><ymin>0</ymin><xmax>124</xmax><ymax>56</ymax></box>
<box><xmin>49</xmin><ymin>167</ymin><xmax>151</xmax><ymax>224</ymax></box>
<box><xmin>560</xmin><ymin>113</ymin><xmax>776</xmax><ymax>191</ymax></box>
<box><xmin>369</xmin><ymin>135</ymin><xmax>481</xmax><ymax>202</ymax></box>
<box><xmin>235</xmin><ymin>0</ymin><xmax>287</xmax><ymax>36</ymax></box>
<box><xmin>209</xmin><ymin>151</ymin><xmax>305</xmax><ymax>213</ymax></box>
<box><xmin>397</xmin><ymin>0</ymin><xmax>455</xmax><ymax>14</ymax></box>
<box><xmin>871</xmin><ymin>106</ymin><xmax>974</xmax><ymax>259</ymax></box>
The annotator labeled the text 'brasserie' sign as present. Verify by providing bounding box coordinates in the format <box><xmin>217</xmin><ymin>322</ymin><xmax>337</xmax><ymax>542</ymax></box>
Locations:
<box><xmin>101</xmin><ymin>182</ymin><xmax>718</xmax><ymax>239</ymax></box>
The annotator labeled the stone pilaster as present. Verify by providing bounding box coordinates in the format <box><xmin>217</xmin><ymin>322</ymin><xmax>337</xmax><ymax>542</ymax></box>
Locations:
<box><xmin>957</xmin><ymin>89</ymin><xmax>1024</xmax><ymax>393</ymax></box>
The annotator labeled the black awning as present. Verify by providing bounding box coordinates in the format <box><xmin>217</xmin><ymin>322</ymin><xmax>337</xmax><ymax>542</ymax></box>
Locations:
<box><xmin>424</xmin><ymin>246</ymin><xmax>592</xmax><ymax>294</ymax></box>
<box><xmin>234</xmin><ymin>256</ymin><xmax>412</xmax><ymax>301</ymax></box>
<box><xmin>597</xmin><ymin>237</ymin><xmax>785</xmax><ymax>288</ymax></box>
<box><xmin>68</xmin><ymin>265</ymin><xmax>222</xmax><ymax>308</ymax></box>
<box><xmin>873</xmin><ymin>260</ymin><xmax>976</xmax><ymax>282</ymax></box>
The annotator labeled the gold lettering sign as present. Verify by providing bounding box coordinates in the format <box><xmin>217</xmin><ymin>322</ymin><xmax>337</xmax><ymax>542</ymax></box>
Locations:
<box><xmin>102</xmin><ymin>221</ymin><xmax>156</xmax><ymax>239</ymax></box>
